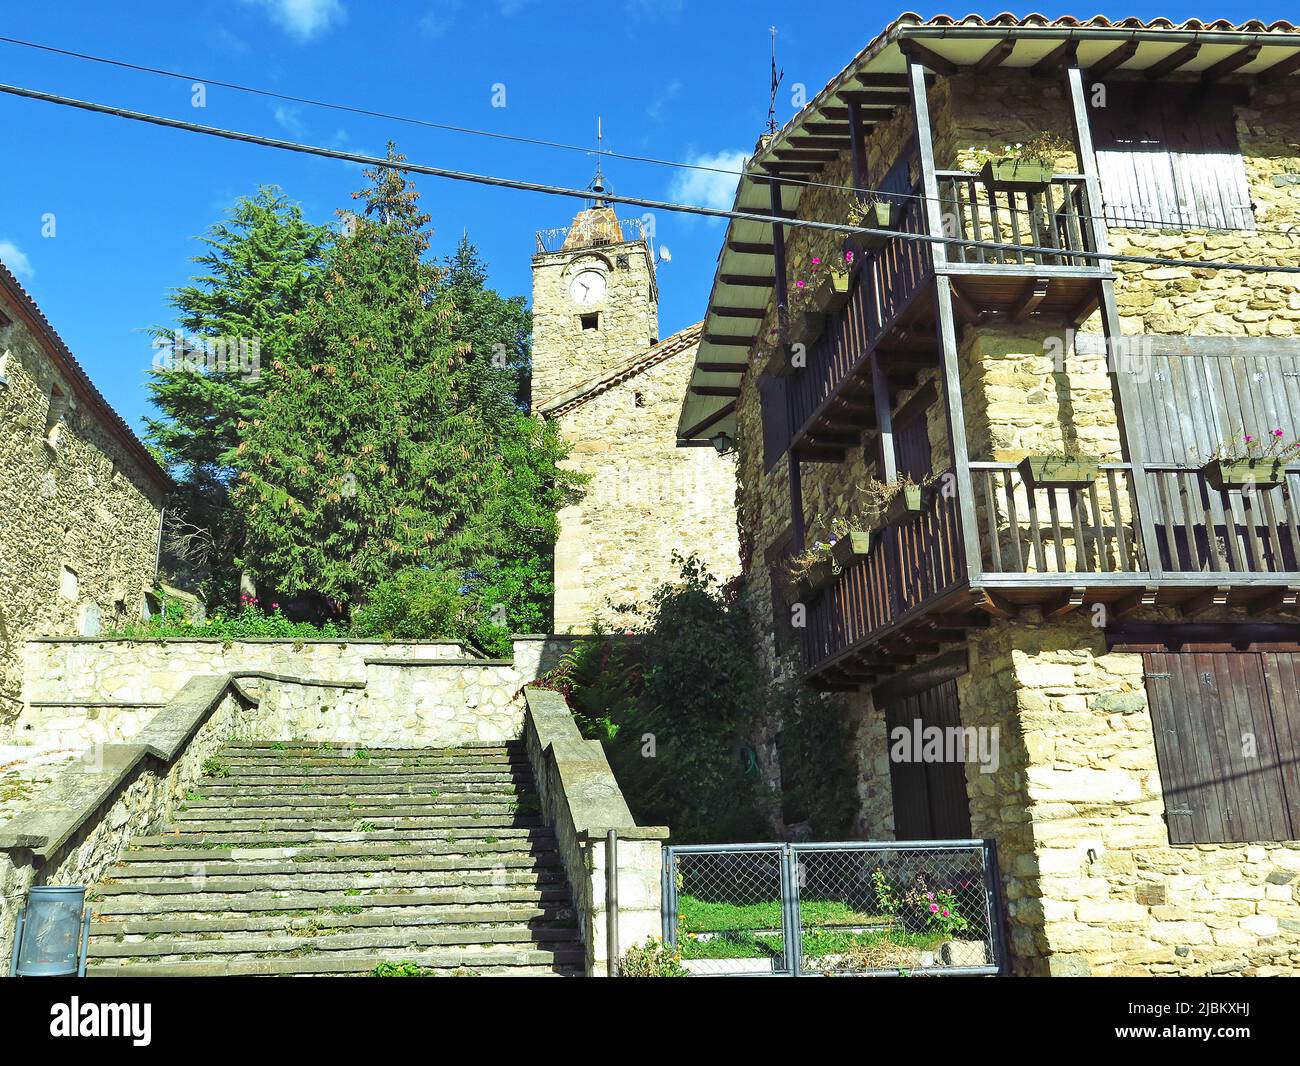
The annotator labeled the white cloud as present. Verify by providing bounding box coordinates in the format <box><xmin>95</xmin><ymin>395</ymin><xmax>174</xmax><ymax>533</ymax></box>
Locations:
<box><xmin>0</xmin><ymin>240</ymin><xmax>34</xmax><ymax>279</ymax></box>
<box><xmin>419</xmin><ymin>1</ymin><xmax>462</xmax><ymax>38</ymax></box>
<box><xmin>646</xmin><ymin>80</ymin><xmax>682</xmax><ymax>122</ymax></box>
<box><xmin>242</xmin><ymin>0</ymin><xmax>346</xmax><ymax>42</ymax></box>
<box><xmin>667</xmin><ymin>149</ymin><xmax>748</xmax><ymax>213</ymax></box>
<box><xmin>273</xmin><ymin>105</ymin><xmax>306</xmax><ymax>138</ymax></box>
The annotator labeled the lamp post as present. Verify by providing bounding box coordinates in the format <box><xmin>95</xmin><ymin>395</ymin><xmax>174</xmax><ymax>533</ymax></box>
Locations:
<box><xmin>10</xmin><ymin>886</ymin><xmax>91</xmax><ymax>977</ymax></box>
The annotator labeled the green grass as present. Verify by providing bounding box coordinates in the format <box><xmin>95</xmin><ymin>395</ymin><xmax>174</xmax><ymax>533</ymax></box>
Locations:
<box><xmin>680</xmin><ymin>926</ymin><xmax>947</xmax><ymax>962</ymax></box>
<box><xmin>677</xmin><ymin>895</ymin><xmax>888</xmax><ymax>932</ymax></box>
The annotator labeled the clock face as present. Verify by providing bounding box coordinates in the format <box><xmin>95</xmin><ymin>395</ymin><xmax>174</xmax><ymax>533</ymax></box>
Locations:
<box><xmin>569</xmin><ymin>269</ymin><xmax>607</xmax><ymax>306</ymax></box>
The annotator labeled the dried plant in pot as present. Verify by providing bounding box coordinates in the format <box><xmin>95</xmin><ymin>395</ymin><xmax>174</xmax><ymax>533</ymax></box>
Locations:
<box><xmin>1017</xmin><ymin>454</ymin><xmax>1102</xmax><ymax>490</ymax></box>
<box><xmin>1203</xmin><ymin>429</ymin><xmax>1300</xmax><ymax>490</ymax></box>
<box><xmin>971</xmin><ymin>131</ymin><xmax>1071</xmax><ymax>193</ymax></box>
<box><xmin>843</xmin><ymin>196</ymin><xmax>898</xmax><ymax>259</ymax></box>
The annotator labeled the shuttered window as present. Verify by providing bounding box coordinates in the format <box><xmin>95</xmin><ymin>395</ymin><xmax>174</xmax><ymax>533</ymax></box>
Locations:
<box><xmin>1143</xmin><ymin>651</ymin><xmax>1300</xmax><ymax>844</ymax></box>
<box><xmin>884</xmin><ymin>679</ymin><xmax>973</xmax><ymax>840</ymax></box>
<box><xmin>758</xmin><ymin>374</ymin><xmax>791</xmax><ymax>472</ymax></box>
<box><xmin>1092</xmin><ymin>84</ymin><xmax>1254</xmax><ymax>230</ymax></box>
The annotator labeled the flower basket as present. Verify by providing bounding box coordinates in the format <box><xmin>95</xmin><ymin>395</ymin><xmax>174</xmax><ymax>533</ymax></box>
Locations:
<box><xmin>784</xmin><ymin>310</ymin><xmax>826</xmax><ymax>349</ymax></box>
<box><xmin>829</xmin><ymin>530</ymin><xmax>872</xmax><ymax>568</ymax></box>
<box><xmin>845</xmin><ymin>201</ymin><xmax>896</xmax><ymax>257</ymax></box>
<box><xmin>805</xmin><ymin>558</ymin><xmax>835</xmax><ymax>594</ymax></box>
<box><xmin>980</xmin><ymin>158</ymin><xmax>1054</xmax><ymax>193</ymax></box>
<box><xmin>1018</xmin><ymin>456</ymin><xmax>1100</xmax><ymax>489</ymax></box>
<box><xmin>883</xmin><ymin>484</ymin><xmax>925</xmax><ymax>527</ymax></box>
<box><xmin>816</xmin><ymin>269</ymin><xmax>854</xmax><ymax>313</ymax></box>
<box><xmin>1203</xmin><ymin>458</ymin><xmax>1286</xmax><ymax>491</ymax></box>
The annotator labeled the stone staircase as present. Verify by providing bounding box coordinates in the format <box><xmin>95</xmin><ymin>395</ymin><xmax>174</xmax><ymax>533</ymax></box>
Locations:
<box><xmin>84</xmin><ymin>740</ymin><xmax>582</xmax><ymax>976</ymax></box>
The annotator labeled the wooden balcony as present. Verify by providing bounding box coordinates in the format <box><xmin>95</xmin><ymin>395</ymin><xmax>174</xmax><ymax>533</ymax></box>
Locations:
<box><xmin>803</xmin><ymin>461</ymin><xmax>1300</xmax><ymax>684</ymax></box>
<box><xmin>787</xmin><ymin>174</ymin><xmax>1108</xmax><ymax>461</ymax></box>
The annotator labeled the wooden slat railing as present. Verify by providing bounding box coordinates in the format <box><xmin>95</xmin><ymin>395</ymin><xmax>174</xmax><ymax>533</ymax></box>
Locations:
<box><xmin>935</xmin><ymin>172</ymin><xmax>1095</xmax><ymax>267</ymax></box>
<box><xmin>802</xmin><ymin>474</ymin><xmax>965</xmax><ymax>673</ymax></box>
<box><xmin>1146</xmin><ymin>465</ymin><xmax>1300</xmax><ymax>574</ymax></box>
<box><xmin>971</xmin><ymin>462</ymin><xmax>1143</xmax><ymax>575</ymax></box>
<box><xmin>787</xmin><ymin>186</ymin><xmax>933</xmax><ymax>437</ymax></box>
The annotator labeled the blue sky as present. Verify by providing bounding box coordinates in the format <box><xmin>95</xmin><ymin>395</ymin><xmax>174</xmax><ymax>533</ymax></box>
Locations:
<box><xmin>1</xmin><ymin>2</ymin><xmax>1292</xmax><ymax>433</ymax></box>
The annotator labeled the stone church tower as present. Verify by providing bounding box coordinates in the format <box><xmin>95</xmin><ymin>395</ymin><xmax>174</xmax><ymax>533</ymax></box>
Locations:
<box><xmin>532</xmin><ymin>201</ymin><xmax>739</xmax><ymax>630</ymax></box>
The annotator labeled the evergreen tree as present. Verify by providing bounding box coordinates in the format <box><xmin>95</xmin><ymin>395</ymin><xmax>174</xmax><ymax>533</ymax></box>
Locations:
<box><xmin>145</xmin><ymin>187</ymin><xmax>325</xmax><ymax>604</ymax></box>
<box><xmin>234</xmin><ymin>146</ymin><xmax>581</xmax><ymax>629</ymax></box>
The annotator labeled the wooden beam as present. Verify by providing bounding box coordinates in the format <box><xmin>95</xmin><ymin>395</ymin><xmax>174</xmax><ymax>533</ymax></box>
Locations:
<box><xmin>948</xmin><ymin>281</ymin><xmax>982</xmax><ymax>325</ymax></box>
<box><xmin>975</xmin><ymin>38</ymin><xmax>1016</xmax><ymax>73</ymax></box>
<box><xmin>744</xmin><ymin>205</ymin><xmax>799</xmax><ymax>218</ymax></box>
<box><xmin>840</xmin><ymin>89</ymin><xmax>913</xmax><ymax>105</ymax></box>
<box><xmin>1011</xmin><ymin>278</ymin><xmax>1050</xmax><ymax>321</ymax></box>
<box><xmin>690</xmin><ymin>385</ymin><xmax>740</xmax><ymax>397</ymax></box>
<box><xmin>719</xmin><ymin>274</ymin><xmax>775</xmax><ymax>287</ymax></box>
<box><xmin>695</xmin><ymin>361</ymin><xmax>749</xmax><ymax>374</ymax></box>
<box><xmin>726</xmin><ymin>241</ymin><xmax>773</xmax><ymax>255</ymax></box>
<box><xmin>1112</xmin><ymin>586</ymin><xmax>1159</xmax><ymax>620</ymax></box>
<box><xmin>772</xmin><ymin>149</ymin><xmax>838</xmax><ymax>162</ymax></box>
<box><xmin>1258</xmin><ymin>49</ymin><xmax>1300</xmax><ymax>83</ymax></box>
<box><xmin>853</xmin><ymin>73</ymin><xmax>932</xmax><ymax>89</ymax></box>
<box><xmin>977</xmin><ymin>591</ymin><xmax>1018</xmax><ymax>619</ymax></box>
<box><xmin>1202</xmin><ymin>44</ymin><xmax>1261</xmax><ymax>82</ymax></box>
<box><xmin>1044</xmin><ymin>587</ymin><xmax>1087</xmax><ymax>620</ymax></box>
<box><xmin>1088</xmin><ymin>39</ymin><xmax>1139</xmax><ymax>78</ymax></box>
<box><xmin>787</xmin><ymin>137</ymin><xmax>849</xmax><ymax>151</ymax></box>
<box><xmin>1246</xmin><ymin>585</ymin><xmax>1300</xmax><ymax>616</ymax></box>
<box><xmin>1031</xmin><ymin>39</ymin><xmax>1078</xmax><ymax>77</ymax></box>
<box><xmin>711</xmin><ymin>305</ymin><xmax>766</xmax><ymax>319</ymax></box>
<box><xmin>758</xmin><ymin>162</ymin><xmax>821</xmax><ymax>175</ymax></box>
<box><xmin>702</xmin><ymin>333</ymin><xmax>754</xmax><ymax>346</ymax></box>
<box><xmin>801</xmin><ymin>122</ymin><xmax>851</xmax><ymax>138</ymax></box>
<box><xmin>1181</xmin><ymin>585</ymin><xmax>1232</xmax><ymax>618</ymax></box>
<box><xmin>1145</xmin><ymin>42</ymin><xmax>1201</xmax><ymax>79</ymax></box>
<box><xmin>679</xmin><ymin>400</ymin><xmax>735</xmax><ymax>441</ymax></box>
<box><xmin>899</xmin><ymin>39</ymin><xmax>957</xmax><ymax>75</ymax></box>
<box><xmin>848</xmin><ymin>100</ymin><xmax>869</xmax><ymax>197</ymax></box>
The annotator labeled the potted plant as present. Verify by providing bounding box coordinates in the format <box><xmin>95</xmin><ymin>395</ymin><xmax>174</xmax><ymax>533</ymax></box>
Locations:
<box><xmin>1018</xmin><ymin>454</ymin><xmax>1101</xmax><ymax>489</ymax></box>
<box><xmin>1203</xmin><ymin>429</ymin><xmax>1300</xmax><ymax>490</ymax></box>
<box><xmin>971</xmin><ymin>131</ymin><xmax>1071</xmax><ymax>193</ymax></box>
<box><xmin>828</xmin><ymin>518</ymin><xmax>872</xmax><ymax>567</ymax></box>
<box><xmin>843</xmin><ymin>196</ymin><xmax>897</xmax><ymax>259</ymax></box>
<box><xmin>783</xmin><ymin>309</ymin><xmax>826</xmax><ymax>349</ymax></box>
<box><xmin>884</xmin><ymin>482</ymin><xmax>925</xmax><ymax>526</ymax></box>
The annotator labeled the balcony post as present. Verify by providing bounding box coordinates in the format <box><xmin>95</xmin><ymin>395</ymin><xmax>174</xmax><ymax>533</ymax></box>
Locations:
<box><xmin>770</xmin><ymin>179</ymin><xmax>790</xmax><ymax>340</ymax></box>
<box><xmin>1063</xmin><ymin>64</ymin><xmax>1163</xmax><ymax>579</ymax></box>
<box><xmin>908</xmin><ymin>58</ymin><xmax>984</xmax><ymax>582</ymax></box>
<box><xmin>848</xmin><ymin>100</ymin><xmax>869</xmax><ymax>200</ymax></box>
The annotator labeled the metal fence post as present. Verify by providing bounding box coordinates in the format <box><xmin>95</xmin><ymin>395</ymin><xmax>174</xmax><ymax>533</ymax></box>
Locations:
<box><xmin>983</xmin><ymin>838</ymin><xmax>1011</xmax><ymax>976</ymax></box>
<box><xmin>605</xmin><ymin>829</ymin><xmax>619</xmax><ymax>977</ymax></box>
<box><xmin>779</xmin><ymin>844</ymin><xmax>801</xmax><ymax>977</ymax></box>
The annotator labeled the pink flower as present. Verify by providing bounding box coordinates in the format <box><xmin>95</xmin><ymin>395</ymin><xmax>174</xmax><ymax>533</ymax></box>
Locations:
<box><xmin>1274</xmin><ymin>428</ymin><xmax>1285</xmax><ymax>438</ymax></box>
<box><xmin>929</xmin><ymin>903</ymin><xmax>940</xmax><ymax>914</ymax></box>
<box><xmin>811</xmin><ymin>256</ymin><xmax>821</xmax><ymax>265</ymax></box>
<box><xmin>926</xmin><ymin>891</ymin><xmax>935</xmax><ymax>900</ymax></box>
<box><xmin>844</xmin><ymin>251</ymin><xmax>854</xmax><ymax>262</ymax></box>
<box><xmin>942</xmin><ymin>908</ymin><xmax>951</xmax><ymax>917</ymax></box>
<box><xmin>795</xmin><ymin>279</ymin><xmax>806</xmax><ymax>288</ymax></box>
<box><xmin>1245</xmin><ymin>435</ymin><xmax>1255</xmax><ymax>443</ymax></box>
<box><xmin>272</xmin><ymin>602</ymin><xmax>280</xmax><ymax>609</ymax></box>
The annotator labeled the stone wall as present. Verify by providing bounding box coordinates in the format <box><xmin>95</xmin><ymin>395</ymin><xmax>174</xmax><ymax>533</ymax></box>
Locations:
<box><xmin>0</xmin><ymin>308</ymin><xmax>166</xmax><ymax>726</ymax></box>
<box><xmin>550</xmin><ymin>343</ymin><xmax>739</xmax><ymax>630</ymax></box>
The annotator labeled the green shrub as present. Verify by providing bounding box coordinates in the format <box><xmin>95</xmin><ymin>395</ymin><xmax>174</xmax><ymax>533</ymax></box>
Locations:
<box><xmin>618</xmin><ymin>937</ymin><xmax>689</xmax><ymax>977</ymax></box>
<box><xmin>348</xmin><ymin>567</ymin><xmax>511</xmax><ymax>656</ymax></box>
<box><xmin>111</xmin><ymin>595</ymin><xmax>344</xmax><ymax>640</ymax></box>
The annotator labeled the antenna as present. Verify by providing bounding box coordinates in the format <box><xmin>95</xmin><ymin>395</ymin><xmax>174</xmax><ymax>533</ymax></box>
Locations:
<box><xmin>767</xmin><ymin>27</ymin><xmax>784</xmax><ymax>135</ymax></box>
<box><xmin>590</xmin><ymin>115</ymin><xmax>606</xmax><ymax>199</ymax></box>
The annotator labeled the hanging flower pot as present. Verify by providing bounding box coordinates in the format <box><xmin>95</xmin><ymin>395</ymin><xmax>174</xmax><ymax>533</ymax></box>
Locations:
<box><xmin>784</xmin><ymin>310</ymin><xmax>826</xmax><ymax>349</ymax></box>
<box><xmin>883</xmin><ymin>484</ymin><xmax>925</xmax><ymax>527</ymax></box>
<box><xmin>1203</xmin><ymin>458</ymin><xmax>1286</xmax><ymax>491</ymax></box>
<box><xmin>829</xmin><ymin>530</ymin><xmax>872</xmax><ymax>568</ymax></box>
<box><xmin>844</xmin><ymin>201</ymin><xmax>896</xmax><ymax>258</ymax></box>
<box><xmin>980</xmin><ymin>158</ymin><xmax>1054</xmax><ymax>193</ymax></box>
<box><xmin>817</xmin><ymin>269</ymin><xmax>854</xmax><ymax>313</ymax></box>
<box><xmin>1018</xmin><ymin>456</ymin><xmax>1101</xmax><ymax>489</ymax></box>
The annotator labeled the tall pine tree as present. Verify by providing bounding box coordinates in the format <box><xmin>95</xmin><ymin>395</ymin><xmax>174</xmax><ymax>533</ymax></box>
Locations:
<box><xmin>145</xmin><ymin>187</ymin><xmax>325</xmax><ymax>604</ymax></box>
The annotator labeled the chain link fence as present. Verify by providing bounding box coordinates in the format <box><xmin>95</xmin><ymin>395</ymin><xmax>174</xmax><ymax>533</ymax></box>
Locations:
<box><xmin>662</xmin><ymin>840</ymin><xmax>1006</xmax><ymax>976</ymax></box>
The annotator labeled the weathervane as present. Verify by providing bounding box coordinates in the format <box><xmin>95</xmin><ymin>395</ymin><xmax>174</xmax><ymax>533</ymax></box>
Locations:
<box><xmin>767</xmin><ymin>26</ymin><xmax>784</xmax><ymax>135</ymax></box>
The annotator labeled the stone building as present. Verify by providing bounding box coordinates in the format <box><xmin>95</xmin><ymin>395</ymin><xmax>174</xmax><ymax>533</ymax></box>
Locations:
<box><xmin>678</xmin><ymin>13</ymin><xmax>1300</xmax><ymax>975</ymax></box>
<box><xmin>0</xmin><ymin>257</ymin><xmax>169</xmax><ymax>724</ymax></box>
<box><xmin>533</xmin><ymin>202</ymin><xmax>738</xmax><ymax>629</ymax></box>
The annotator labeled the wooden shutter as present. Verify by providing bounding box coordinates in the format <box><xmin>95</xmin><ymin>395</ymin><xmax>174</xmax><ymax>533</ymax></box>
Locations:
<box><xmin>758</xmin><ymin>374</ymin><xmax>791</xmax><ymax>472</ymax></box>
<box><xmin>1143</xmin><ymin>651</ymin><xmax>1298</xmax><ymax>844</ymax></box>
<box><xmin>1093</xmin><ymin>84</ymin><xmax>1253</xmax><ymax>230</ymax></box>
<box><xmin>884</xmin><ymin>678</ymin><xmax>973</xmax><ymax>840</ymax></box>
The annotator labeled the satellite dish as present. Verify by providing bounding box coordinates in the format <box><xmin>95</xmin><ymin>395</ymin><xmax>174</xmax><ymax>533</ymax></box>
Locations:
<box><xmin>658</xmin><ymin>245</ymin><xmax>672</xmax><ymax>263</ymax></box>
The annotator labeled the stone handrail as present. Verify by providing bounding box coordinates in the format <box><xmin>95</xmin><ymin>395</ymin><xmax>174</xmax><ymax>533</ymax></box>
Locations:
<box><xmin>521</xmin><ymin>686</ymin><xmax>667</xmax><ymax>976</ymax></box>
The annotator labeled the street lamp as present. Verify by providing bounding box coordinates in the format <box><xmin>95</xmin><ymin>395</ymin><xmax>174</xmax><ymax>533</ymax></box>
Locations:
<box><xmin>710</xmin><ymin>432</ymin><xmax>736</xmax><ymax>456</ymax></box>
<box><xmin>9</xmin><ymin>885</ymin><xmax>91</xmax><ymax>977</ymax></box>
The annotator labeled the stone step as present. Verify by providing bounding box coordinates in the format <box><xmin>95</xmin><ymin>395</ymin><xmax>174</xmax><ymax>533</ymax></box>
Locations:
<box><xmin>173</xmin><ymin>797</ymin><xmax>538</xmax><ymax>817</ymax></box>
<box><xmin>161</xmin><ymin>814</ymin><xmax>546</xmax><ymax>833</ymax></box>
<box><xmin>89</xmin><ymin>923</ymin><xmax>581</xmax><ymax>960</ymax></box>
<box><xmin>86</xmin><ymin>949</ymin><xmax>582</xmax><ymax>977</ymax></box>
<box><xmin>107</xmin><ymin>852</ymin><xmax>561</xmax><ymax>879</ymax></box>
<box><xmin>199</xmin><ymin>780</ymin><xmax>530</xmax><ymax>798</ymax></box>
<box><xmin>128</xmin><ymin>826</ymin><xmax>553</xmax><ymax>848</ymax></box>
<box><xmin>91</xmin><ymin>885</ymin><xmax>571</xmax><ymax>917</ymax></box>
<box><xmin>118</xmin><ymin>839</ymin><xmax>557</xmax><ymax>864</ymax></box>
<box><xmin>208</xmin><ymin>771</ymin><xmax>526</xmax><ymax>788</ymax></box>
<box><xmin>213</xmin><ymin>755</ymin><xmax>531</xmax><ymax>772</ymax></box>
<box><xmin>93</xmin><ymin>867</ymin><xmax>567</xmax><ymax>897</ymax></box>
<box><xmin>222</xmin><ymin>743</ymin><xmax>523</xmax><ymax>756</ymax></box>
<box><xmin>91</xmin><ymin>903</ymin><xmax>573</xmax><ymax>937</ymax></box>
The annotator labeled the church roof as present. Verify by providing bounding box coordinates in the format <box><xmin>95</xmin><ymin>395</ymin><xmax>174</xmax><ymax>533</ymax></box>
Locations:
<box><xmin>536</xmin><ymin>321</ymin><xmax>704</xmax><ymax>419</ymax></box>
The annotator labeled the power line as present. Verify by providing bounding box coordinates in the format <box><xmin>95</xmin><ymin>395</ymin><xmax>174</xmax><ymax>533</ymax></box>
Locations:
<box><xmin>2</xmin><ymin>33</ymin><xmax>1294</xmax><ymax>239</ymax></box>
<box><xmin>2</xmin><ymin>80</ymin><xmax>1299</xmax><ymax>278</ymax></box>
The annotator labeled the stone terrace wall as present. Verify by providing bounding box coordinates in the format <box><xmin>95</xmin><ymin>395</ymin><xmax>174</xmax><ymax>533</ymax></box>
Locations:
<box><xmin>0</xmin><ymin>314</ymin><xmax>165</xmax><ymax>727</ymax></box>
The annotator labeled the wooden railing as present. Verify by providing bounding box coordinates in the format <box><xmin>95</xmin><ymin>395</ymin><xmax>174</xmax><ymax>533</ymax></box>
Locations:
<box><xmin>935</xmin><ymin>172</ymin><xmax>1095</xmax><ymax>267</ymax></box>
<box><xmin>1146</xmin><ymin>465</ymin><xmax>1300</xmax><ymax>574</ymax></box>
<box><xmin>802</xmin><ymin>474</ymin><xmax>965</xmax><ymax>672</ymax></box>
<box><xmin>787</xmin><ymin>188</ymin><xmax>933</xmax><ymax>436</ymax></box>
<box><xmin>971</xmin><ymin>462</ymin><xmax>1143</xmax><ymax>575</ymax></box>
